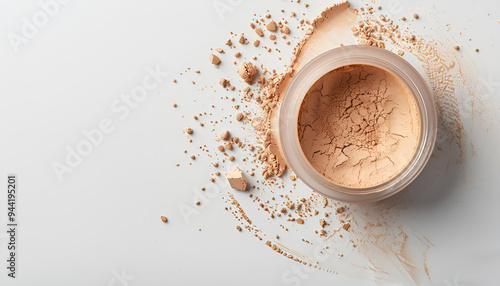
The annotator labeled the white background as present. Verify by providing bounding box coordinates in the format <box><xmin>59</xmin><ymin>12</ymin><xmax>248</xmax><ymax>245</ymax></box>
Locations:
<box><xmin>1</xmin><ymin>0</ymin><xmax>500</xmax><ymax>285</ymax></box>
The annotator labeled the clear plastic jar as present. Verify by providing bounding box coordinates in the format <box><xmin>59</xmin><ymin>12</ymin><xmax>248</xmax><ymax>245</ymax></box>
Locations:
<box><xmin>278</xmin><ymin>45</ymin><xmax>437</xmax><ymax>203</ymax></box>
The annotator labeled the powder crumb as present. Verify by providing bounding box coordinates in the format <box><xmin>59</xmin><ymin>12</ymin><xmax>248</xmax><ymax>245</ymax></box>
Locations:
<box><xmin>215</xmin><ymin>48</ymin><xmax>224</xmax><ymax>53</ymax></box>
<box><xmin>413</xmin><ymin>13</ymin><xmax>419</xmax><ymax>19</ymax></box>
<box><xmin>342</xmin><ymin>223</ymin><xmax>351</xmax><ymax>231</ymax></box>
<box><xmin>265</xmin><ymin>12</ymin><xmax>271</xmax><ymax>18</ymax></box>
<box><xmin>336</xmin><ymin>206</ymin><xmax>344</xmax><ymax>214</ymax></box>
<box><xmin>234</xmin><ymin>52</ymin><xmax>242</xmax><ymax>58</ymax></box>
<box><xmin>254</xmin><ymin>39</ymin><xmax>260</xmax><ymax>47</ymax></box>
<box><xmin>236</xmin><ymin>225</ymin><xmax>242</xmax><ymax>231</ymax></box>
<box><xmin>220</xmin><ymin>130</ymin><xmax>230</xmax><ymax>140</ymax></box>
<box><xmin>185</xmin><ymin>127</ymin><xmax>193</xmax><ymax>134</ymax></box>
<box><xmin>172</xmin><ymin>79</ymin><xmax>177</xmax><ymax>83</ymax></box>
<box><xmin>400</xmin><ymin>16</ymin><xmax>406</xmax><ymax>21</ymax></box>
<box><xmin>225</xmin><ymin>167</ymin><xmax>248</xmax><ymax>191</ymax></box>
<box><xmin>219</xmin><ymin>78</ymin><xmax>228</xmax><ymax>88</ymax></box>
<box><xmin>228</xmin><ymin>155</ymin><xmax>235</xmax><ymax>161</ymax></box>
<box><xmin>217</xmin><ymin>145</ymin><xmax>225</xmax><ymax>151</ymax></box>
<box><xmin>266</xmin><ymin>20</ymin><xmax>278</xmax><ymax>31</ymax></box>
<box><xmin>255</xmin><ymin>27</ymin><xmax>264</xmax><ymax>37</ymax></box>
<box><xmin>195</xmin><ymin>201</ymin><xmax>201</xmax><ymax>205</ymax></box>
<box><xmin>319</xmin><ymin>219</ymin><xmax>327</xmax><ymax>228</ymax></box>
<box><xmin>398</xmin><ymin>50</ymin><xmax>404</xmax><ymax>56</ymax></box>
<box><xmin>172</xmin><ymin>103</ymin><xmax>177</xmax><ymax>108</ymax></box>
<box><xmin>235</xmin><ymin>112</ymin><xmax>244</xmax><ymax>121</ymax></box>
<box><xmin>454</xmin><ymin>45</ymin><xmax>460</xmax><ymax>50</ymax></box>
<box><xmin>322</xmin><ymin>196</ymin><xmax>328</xmax><ymax>207</ymax></box>
<box><xmin>280</xmin><ymin>25</ymin><xmax>290</xmax><ymax>34</ymax></box>
<box><xmin>224</xmin><ymin>39</ymin><xmax>232</xmax><ymax>46</ymax></box>
<box><xmin>190</xmin><ymin>154</ymin><xmax>196</xmax><ymax>159</ymax></box>
<box><xmin>160</xmin><ymin>216</ymin><xmax>168</xmax><ymax>222</ymax></box>
<box><xmin>209</xmin><ymin>53</ymin><xmax>221</xmax><ymax>65</ymax></box>
<box><xmin>290</xmin><ymin>175</ymin><xmax>296</xmax><ymax>181</ymax></box>
<box><xmin>475</xmin><ymin>48</ymin><xmax>479</xmax><ymax>52</ymax></box>
<box><xmin>237</xmin><ymin>62</ymin><xmax>258</xmax><ymax>84</ymax></box>
<box><xmin>239</xmin><ymin>34</ymin><xmax>245</xmax><ymax>44</ymax></box>
<box><xmin>268</xmin><ymin>34</ymin><xmax>277</xmax><ymax>40</ymax></box>
<box><xmin>224</xmin><ymin>141</ymin><xmax>233</xmax><ymax>150</ymax></box>
<box><xmin>297</xmin><ymin>218</ymin><xmax>304</xmax><ymax>224</ymax></box>
<box><xmin>290</xmin><ymin>11</ymin><xmax>295</xmax><ymax>17</ymax></box>
<box><xmin>212</xmin><ymin>162</ymin><xmax>219</xmax><ymax>167</ymax></box>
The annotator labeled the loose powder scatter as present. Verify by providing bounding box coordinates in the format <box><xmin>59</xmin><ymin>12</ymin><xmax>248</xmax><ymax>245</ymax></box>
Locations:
<box><xmin>238</xmin><ymin>62</ymin><xmax>258</xmax><ymax>84</ymax></box>
<box><xmin>209</xmin><ymin>53</ymin><xmax>220</xmax><ymax>65</ymax></box>
<box><xmin>225</xmin><ymin>167</ymin><xmax>248</xmax><ymax>191</ymax></box>
<box><xmin>297</xmin><ymin>64</ymin><xmax>419</xmax><ymax>188</ymax></box>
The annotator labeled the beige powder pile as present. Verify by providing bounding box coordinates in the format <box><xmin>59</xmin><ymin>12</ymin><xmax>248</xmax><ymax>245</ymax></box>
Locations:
<box><xmin>298</xmin><ymin>64</ymin><xmax>420</xmax><ymax>188</ymax></box>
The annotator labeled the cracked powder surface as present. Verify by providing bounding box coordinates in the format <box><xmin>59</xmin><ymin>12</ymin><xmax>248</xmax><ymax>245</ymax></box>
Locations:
<box><xmin>297</xmin><ymin>64</ymin><xmax>420</xmax><ymax>188</ymax></box>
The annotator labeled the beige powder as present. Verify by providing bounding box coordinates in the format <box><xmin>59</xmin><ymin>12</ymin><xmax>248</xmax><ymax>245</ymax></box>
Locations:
<box><xmin>297</xmin><ymin>64</ymin><xmax>420</xmax><ymax>188</ymax></box>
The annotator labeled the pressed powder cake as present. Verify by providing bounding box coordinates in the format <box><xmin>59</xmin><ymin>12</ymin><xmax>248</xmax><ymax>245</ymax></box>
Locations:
<box><xmin>298</xmin><ymin>64</ymin><xmax>420</xmax><ymax>188</ymax></box>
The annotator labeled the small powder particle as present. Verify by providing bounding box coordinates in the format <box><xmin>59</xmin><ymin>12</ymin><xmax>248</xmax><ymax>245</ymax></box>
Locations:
<box><xmin>398</xmin><ymin>50</ymin><xmax>404</xmax><ymax>56</ymax></box>
<box><xmin>190</xmin><ymin>154</ymin><xmax>196</xmax><ymax>159</ymax></box>
<box><xmin>475</xmin><ymin>48</ymin><xmax>479</xmax><ymax>52</ymax></box>
<box><xmin>290</xmin><ymin>175</ymin><xmax>296</xmax><ymax>181</ymax></box>
<box><xmin>224</xmin><ymin>39</ymin><xmax>232</xmax><ymax>45</ymax></box>
<box><xmin>255</xmin><ymin>27</ymin><xmax>264</xmax><ymax>37</ymax></box>
<box><xmin>280</xmin><ymin>25</ymin><xmax>290</xmax><ymax>34</ymax></box>
<box><xmin>185</xmin><ymin>127</ymin><xmax>193</xmax><ymax>134</ymax></box>
<box><xmin>172</xmin><ymin>79</ymin><xmax>177</xmax><ymax>83</ymax></box>
<box><xmin>225</xmin><ymin>167</ymin><xmax>248</xmax><ymax>191</ymax></box>
<box><xmin>212</xmin><ymin>162</ymin><xmax>219</xmax><ymax>167</ymax></box>
<box><xmin>290</xmin><ymin>11</ymin><xmax>295</xmax><ymax>17</ymax></box>
<box><xmin>297</xmin><ymin>218</ymin><xmax>304</xmax><ymax>224</ymax></box>
<box><xmin>160</xmin><ymin>216</ymin><xmax>168</xmax><ymax>222</ymax></box>
<box><xmin>239</xmin><ymin>34</ymin><xmax>245</xmax><ymax>44</ymax></box>
<box><xmin>235</xmin><ymin>112</ymin><xmax>244</xmax><ymax>121</ymax></box>
<box><xmin>236</xmin><ymin>225</ymin><xmax>242</xmax><ymax>231</ymax></box>
<box><xmin>238</xmin><ymin>62</ymin><xmax>258</xmax><ymax>84</ymax></box>
<box><xmin>257</xmin><ymin>75</ymin><xmax>266</xmax><ymax>85</ymax></box>
<box><xmin>195</xmin><ymin>201</ymin><xmax>200</xmax><ymax>205</ymax></box>
<box><xmin>322</xmin><ymin>196</ymin><xmax>328</xmax><ymax>207</ymax></box>
<box><xmin>454</xmin><ymin>45</ymin><xmax>460</xmax><ymax>50</ymax></box>
<box><xmin>234</xmin><ymin>52</ymin><xmax>241</xmax><ymax>57</ymax></box>
<box><xmin>319</xmin><ymin>219</ymin><xmax>327</xmax><ymax>228</ymax></box>
<box><xmin>209</xmin><ymin>53</ymin><xmax>221</xmax><ymax>65</ymax></box>
<box><xmin>219</xmin><ymin>78</ymin><xmax>228</xmax><ymax>88</ymax></box>
<box><xmin>266</xmin><ymin>20</ymin><xmax>278</xmax><ymax>31</ymax></box>
<box><xmin>224</xmin><ymin>141</ymin><xmax>233</xmax><ymax>150</ymax></box>
<box><xmin>215</xmin><ymin>48</ymin><xmax>224</xmax><ymax>53</ymax></box>
<box><xmin>413</xmin><ymin>13</ymin><xmax>419</xmax><ymax>19</ymax></box>
<box><xmin>268</xmin><ymin>34</ymin><xmax>276</xmax><ymax>40</ymax></box>
<box><xmin>401</xmin><ymin>16</ymin><xmax>406</xmax><ymax>21</ymax></box>
<box><xmin>172</xmin><ymin>103</ymin><xmax>177</xmax><ymax>108</ymax></box>
<box><xmin>228</xmin><ymin>155</ymin><xmax>235</xmax><ymax>161</ymax></box>
<box><xmin>220</xmin><ymin>130</ymin><xmax>230</xmax><ymax>140</ymax></box>
<box><xmin>343</xmin><ymin>223</ymin><xmax>351</xmax><ymax>231</ymax></box>
<box><xmin>336</xmin><ymin>206</ymin><xmax>344</xmax><ymax>214</ymax></box>
<box><xmin>254</xmin><ymin>39</ymin><xmax>260</xmax><ymax>47</ymax></box>
<box><xmin>217</xmin><ymin>145</ymin><xmax>225</xmax><ymax>151</ymax></box>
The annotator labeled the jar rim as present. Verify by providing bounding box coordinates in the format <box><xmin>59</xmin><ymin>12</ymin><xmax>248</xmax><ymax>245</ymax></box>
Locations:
<box><xmin>278</xmin><ymin>45</ymin><xmax>437</xmax><ymax>203</ymax></box>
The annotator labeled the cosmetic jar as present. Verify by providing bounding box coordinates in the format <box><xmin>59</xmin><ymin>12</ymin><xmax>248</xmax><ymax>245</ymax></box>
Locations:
<box><xmin>278</xmin><ymin>45</ymin><xmax>437</xmax><ymax>203</ymax></box>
